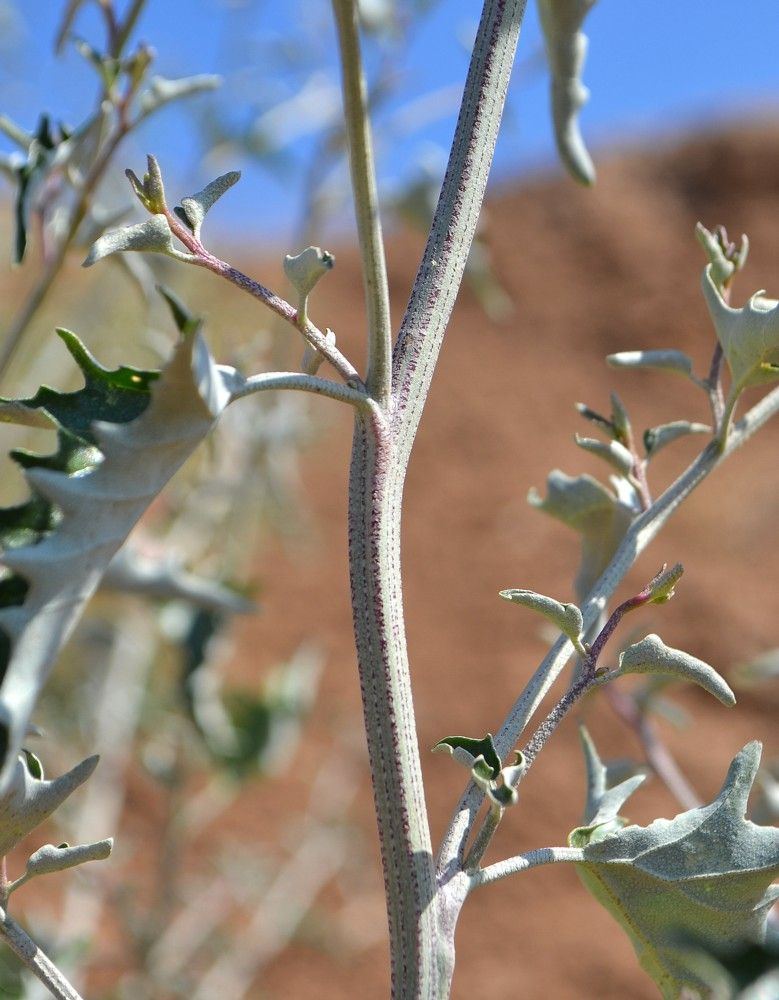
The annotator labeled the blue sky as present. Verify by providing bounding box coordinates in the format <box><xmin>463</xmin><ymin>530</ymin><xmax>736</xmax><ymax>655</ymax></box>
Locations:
<box><xmin>1</xmin><ymin>1</ymin><xmax>778</xmax><ymax>240</ymax></box>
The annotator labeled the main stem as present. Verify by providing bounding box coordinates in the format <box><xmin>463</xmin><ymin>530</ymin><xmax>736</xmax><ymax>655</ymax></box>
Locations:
<box><xmin>348</xmin><ymin>406</ymin><xmax>446</xmax><ymax>998</ymax></box>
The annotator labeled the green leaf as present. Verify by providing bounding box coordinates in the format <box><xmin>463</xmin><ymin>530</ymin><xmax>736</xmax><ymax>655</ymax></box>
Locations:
<box><xmin>613</xmin><ymin>633</ymin><xmax>735</xmax><ymax>706</ymax></box>
<box><xmin>156</xmin><ymin>285</ymin><xmax>201</xmax><ymax>337</ymax></box>
<box><xmin>0</xmin><ymin>332</ymin><xmax>232</xmax><ymax>789</ymax></box>
<box><xmin>4</xmin><ymin>114</ymin><xmax>65</xmax><ymax>264</ymax></box>
<box><xmin>570</xmin><ymin>742</ymin><xmax>779</xmax><ymax>1000</ymax></box>
<box><xmin>607</xmin><ymin>350</ymin><xmax>696</xmax><ymax>380</ymax></box>
<box><xmin>499</xmin><ymin>588</ymin><xmax>584</xmax><ymax>646</ymax></box>
<box><xmin>644</xmin><ymin>421</ymin><xmax>711</xmax><ymax>458</ymax></box>
<box><xmin>702</xmin><ymin>266</ymin><xmax>779</xmax><ymax>394</ymax></box>
<box><xmin>529</xmin><ymin>471</ymin><xmax>635</xmax><ymax>599</ymax></box>
<box><xmin>175</xmin><ymin>171</ymin><xmax>241</xmax><ymax>239</ymax></box>
<box><xmin>537</xmin><ymin>0</ymin><xmax>598</xmax><ymax>185</ymax></box>
<box><xmin>1</xmin><ymin>328</ymin><xmax>157</xmax><ymax>437</ymax></box>
<box><xmin>124</xmin><ymin>155</ymin><xmax>169</xmax><ymax>214</ymax></box>
<box><xmin>432</xmin><ymin>733</ymin><xmax>502</xmax><ymax>779</ymax></box>
<box><xmin>82</xmin><ymin>214</ymin><xmax>183</xmax><ymax>266</ymax></box>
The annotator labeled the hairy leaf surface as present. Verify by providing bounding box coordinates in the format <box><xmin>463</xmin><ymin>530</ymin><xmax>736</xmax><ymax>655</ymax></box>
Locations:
<box><xmin>0</xmin><ymin>331</ymin><xmax>230</xmax><ymax>790</ymax></box>
<box><xmin>570</xmin><ymin>742</ymin><xmax>779</xmax><ymax>999</ymax></box>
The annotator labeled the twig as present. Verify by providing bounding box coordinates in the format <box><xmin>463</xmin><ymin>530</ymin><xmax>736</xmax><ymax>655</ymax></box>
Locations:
<box><xmin>162</xmin><ymin>203</ymin><xmax>364</xmax><ymax>387</ymax></box>
<box><xmin>0</xmin><ymin>908</ymin><xmax>84</xmax><ymax>1000</ymax></box>
<box><xmin>332</xmin><ymin>0</ymin><xmax>392</xmax><ymax>406</ymax></box>
<box><xmin>231</xmin><ymin>370</ymin><xmax>370</xmax><ymax>407</ymax></box>
<box><xmin>469</xmin><ymin>846</ymin><xmax>583</xmax><ymax>890</ymax></box>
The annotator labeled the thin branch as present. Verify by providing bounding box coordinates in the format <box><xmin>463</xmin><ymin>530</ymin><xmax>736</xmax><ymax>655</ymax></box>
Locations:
<box><xmin>161</xmin><ymin>206</ymin><xmax>364</xmax><ymax>387</ymax></box>
<box><xmin>0</xmin><ymin>909</ymin><xmax>84</xmax><ymax>1000</ymax></box>
<box><xmin>437</xmin><ymin>384</ymin><xmax>779</xmax><ymax>875</ymax></box>
<box><xmin>112</xmin><ymin>0</ymin><xmax>147</xmax><ymax>57</ymax></box>
<box><xmin>470</xmin><ymin>846</ymin><xmax>583</xmax><ymax>890</ymax></box>
<box><xmin>231</xmin><ymin>370</ymin><xmax>370</xmax><ymax>407</ymax></box>
<box><xmin>332</xmin><ymin>0</ymin><xmax>392</xmax><ymax>407</ymax></box>
<box><xmin>0</xmin><ymin>113</ymin><xmax>132</xmax><ymax>381</ymax></box>
<box><xmin>462</xmin><ymin>804</ymin><xmax>501</xmax><ymax>871</ymax></box>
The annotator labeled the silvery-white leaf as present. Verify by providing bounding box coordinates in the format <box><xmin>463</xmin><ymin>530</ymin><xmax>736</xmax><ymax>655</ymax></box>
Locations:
<box><xmin>177</xmin><ymin>170</ymin><xmax>241</xmax><ymax>238</ymax></box>
<box><xmin>537</xmin><ymin>0</ymin><xmax>598</xmax><ymax>185</ymax></box>
<box><xmin>0</xmin><ymin>754</ymin><xmax>98</xmax><ymax>856</ymax></box>
<box><xmin>643</xmin><ymin>421</ymin><xmax>711</xmax><ymax>458</ymax></box>
<box><xmin>0</xmin><ymin>334</ymin><xmax>232</xmax><ymax>791</ymax></box>
<box><xmin>571</xmin><ymin>742</ymin><xmax>779</xmax><ymax>999</ymax></box>
<box><xmin>82</xmin><ymin>214</ymin><xmax>180</xmax><ymax>266</ymax></box>
<box><xmin>607</xmin><ymin>349</ymin><xmax>696</xmax><ymax>379</ymax></box>
<box><xmin>574</xmin><ymin>434</ymin><xmax>634</xmax><ymax>476</ymax></box>
<box><xmin>529</xmin><ymin>471</ymin><xmax>634</xmax><ymax>599</ymax></box>
<box><xmin>24</xmin><ymin>838</ymin><xmax>112</xmax><ymax>879</ymax></box>
<box><xmin>702</xmin><ymin>266</ymin><xmax>779</xmax><ymax>393</ymax></box>
<box><xmin>615</xmin><ymin>634</ymin><xmax>735</xmax><ymax>706</ymax></box>
<box><xmin>578</xmin><ymin>726</ymin><xmax>647</xmax><ymax>836</ymax></box>
<box><xmin>138</xmin><ymin>74</ymin><xmax>221</xmax><ymax>118</ymax></box>
<box><xmin>499</xmin><ymin>588</ymin><xmax>583</xmax><ymax>644</ymax></box>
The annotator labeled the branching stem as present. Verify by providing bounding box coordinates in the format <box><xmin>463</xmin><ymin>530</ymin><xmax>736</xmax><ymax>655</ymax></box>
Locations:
<box><xmin>437</xmin><ymin>384</ymin><xmax>779</xmax><ymax>877</ymax></box>
<box><xmin>162</xmin><ymin>207</ymin><xmax>364</xmax><ymax>387</ymax></box>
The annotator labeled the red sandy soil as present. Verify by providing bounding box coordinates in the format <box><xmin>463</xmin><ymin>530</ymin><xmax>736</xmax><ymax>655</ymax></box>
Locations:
<box><xmin>215</xmin><ymin>123</ymin><xmax>779</xmax><ymax>999</ymax></box>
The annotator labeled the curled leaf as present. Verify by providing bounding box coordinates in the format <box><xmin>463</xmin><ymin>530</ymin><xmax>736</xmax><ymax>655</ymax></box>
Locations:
<box><xmin>125</xmin><ymin>154</ymin><xmax>168</xmax><ymax>214</ymax></box>
<box><xmin>499</xmin><ymin>588</ymin><xmax>584</xmax><ymax>646</ymax></box>
<box><xmin>432</xmin><ymin>733</ymin><xmax>501</xmax><ymax>778</ymax></box>
<box><xmin>175</xmin><ymin>171</ymin><xmax>241</xmax><ymax>239</ymax></box>
<box><xmin>644</xmin><ymin>563</ymin><xmax>684</xmax><ymax>605</ymax></box>
<box><xmin>537</xmin><ymin>0</ymin><xmax>598</xmax><ymax>185</ymax></box>
<box><xmin>283</xmin><ymin>246</ymin><xmax>336</xmax><ymax>300</ymax></box>
<box><xmin>613</xmin><ymin>633</ymin><xmax>735</xmax><ymax>706</ymax></box>
<box><xmin>643</xmin><ymin>421</ymin><xmax>711</xmax><ymax>458</ymax></box>
<box><xmin>432</xmin><ymin>734</ymin><xmax>522</xmax><ymax>808</ymax></box>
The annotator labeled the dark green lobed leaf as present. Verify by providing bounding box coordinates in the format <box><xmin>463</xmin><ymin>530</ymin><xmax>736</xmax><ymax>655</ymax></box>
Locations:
<box><xmin>0</xmin><ymin>332</ymin><xmax>159</xmax><ymax>679</ymax></box>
